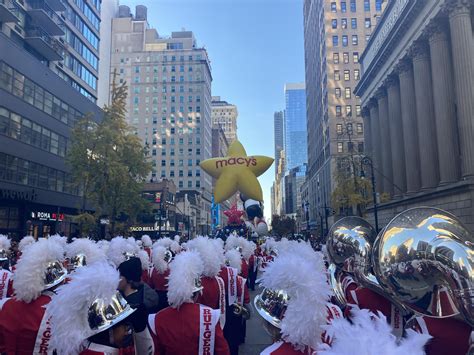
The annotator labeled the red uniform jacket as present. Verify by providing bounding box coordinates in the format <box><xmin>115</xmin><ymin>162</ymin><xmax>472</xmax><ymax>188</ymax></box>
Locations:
<box><xmin>0</xmin><ymin>293</ymin><xmax>53</xmax><ymax>354</ymax></box>
<box><xmin>149</xmin><ymin>303</ymin><xmax>230</xmax><ymax>355</ymax></box>
<box><xmin>339</xmin><ymin>273</ymin><xmax>358</xmax><ymax>301</ymax></box>
<box><xmin>218</xmin><ymin>267</ymin><xmax>250</xmax><ymax>305</ymax></box>
<box><xmin>150</xmin><ymin>269</ymin><xmax>170</xmax><ymax>292</ymax></box>
<box><xmin>0</xmin><ymin>270</ymin><xmax>13</xmax><ymax>300</ymax></box>
<box><xmin>142</xmin><ymin>269</ymin><xmax>152</xmax><ymax>287</ymax></box>
<box><xmin>144</xmin><ymin>247</ymin><xmax>152</xmax><ymax>259</ymax></box>
<box><xmin>241</xmin><ymin>259</ymin><xmax>249</xmax><ymax>279</ymax></box>
<box><xmin>80</xmin><ymin>343</ymin><xmax>119</xmax><ymax>355</ymax></box>
<box><xmin>196</xmin><ymin>276</ymin><xmax>222</xmax><ymax>310</ymax></box>
<box><xmin>410</xmin><ymin>316</ymin><xmax>471</xmax><ymax>355</ymax></box>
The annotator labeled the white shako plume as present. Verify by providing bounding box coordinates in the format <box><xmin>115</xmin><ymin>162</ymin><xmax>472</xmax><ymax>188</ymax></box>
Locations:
<box><xmin>46</xmin><ymin>262</ymin><xmax>125</xmax><ymax>354</ymax></box>
<box><xmin>18</xmin><ymin>236</ymin><xmax>35</xmax><ymax>252</ymax></box>
<box><xmin>13</xmin><ymin>238</ymin><xmax>65</xmax><ymax>303</ymax></box>
<box><xmin>167</xmin><ymin>250</ymin><xmax>204</xmax><ymax>308</ymax></box>
<box><xmin>138</xmin><ymin>249</ymin><xmax>150</xmax><ymax>270</ymax></box>
<box><xmin>186</xmin><ymin>236</ymin><xmax>222</xmax><ymax>277</ymax></box>
<box><xmin>65</xmin><ymin>238</ymin><xmax>106</xmax><ymax>265</ymax></box>
<box><xmin>0</xmin><ymin>235</ymin><xmax>11</xmax><ymax>252</ymax></box>
<box><xmin>225</xmin><ymin>249</ymin><xmax>242</xmax><ymax>274</ymax></box>
<box><xmin>141</xmin><ymin>234</ymin><xmax>152</xmax><ymax>248</ymax></box>
<box><xmin>152</xmin><ymin>245</ymin><xmax>169</xmax><ymax>273</ymax></box>
<box><xmin>318</xmin><ymin>308</ymin><xmax>431</xmax><ymax>355</ymax></box>
<box><xmin>259</xmin><ymin>243</ymin><xmax>331</xmax><ymax>351</ymax></box>
<box><xmin>106</xmin><ymin>236</ymin><xmax>139</xmax><ymax>267</ymax></box>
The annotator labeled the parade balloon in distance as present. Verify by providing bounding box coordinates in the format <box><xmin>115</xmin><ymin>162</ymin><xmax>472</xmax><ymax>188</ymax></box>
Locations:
<box><xmin>200</xmin><ymin>140</ymin><xmax>273</xmax><ymax>203</ymax></box>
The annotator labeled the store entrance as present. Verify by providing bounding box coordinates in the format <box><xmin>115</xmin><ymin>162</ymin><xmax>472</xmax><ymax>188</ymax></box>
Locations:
<box><xmin>28</xmin><ymin>221</ymin><xmax>53</xmax><ymax>239</ymax></box>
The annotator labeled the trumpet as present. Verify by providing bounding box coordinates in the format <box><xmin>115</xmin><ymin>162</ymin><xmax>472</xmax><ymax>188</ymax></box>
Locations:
<box><xmin>232</xmin><ymin>303</ymin><xmax>251</xmax><ymax>320</ymax></box>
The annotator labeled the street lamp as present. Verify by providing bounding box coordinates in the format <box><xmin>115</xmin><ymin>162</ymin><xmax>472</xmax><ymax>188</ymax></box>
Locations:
<box><xmin>360</xmin><ymin>156</ymin><xmax>379</xmax><ymax>233</ymax></box>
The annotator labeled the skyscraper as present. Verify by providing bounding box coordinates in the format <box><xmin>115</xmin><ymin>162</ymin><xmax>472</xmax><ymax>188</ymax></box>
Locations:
<box><xmin>273</xmin><ymin>111</ymin><xmax>283</xmax><ymax>175</ymax></box>
<box><xmin>284</xmin><ymin>83</ymin><xmax>307</xmax><ymax>172</ymax></box>
<box><xmin>109</xmin><ymin>5</ymin><xmax>213</xmax><ymax>233</ymax></box>
<box><xmin>211</xmin><ymin>96</ymin><xmax>238</xmax><ymax>143</ymax></box>
<box><xmin>0</xmin><ymin>0</ymin><xmax>102</xmax><ymax>238</ymax></box>
<box><xmin>303</xmin><ymin>0</ymin><xmax>385</xmax><ymax>226</ymax></box>
<box><xmin>0</xmin><ymin>0</ymin><xmax>102</xmax><ymax>102</ymax></box>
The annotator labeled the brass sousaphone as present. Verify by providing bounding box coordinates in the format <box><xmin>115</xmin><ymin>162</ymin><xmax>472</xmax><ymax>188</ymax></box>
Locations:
<box><xmin>372</xmin><ymin>207</ymin><xmax>474</xmax><ymax>325</ymax></box>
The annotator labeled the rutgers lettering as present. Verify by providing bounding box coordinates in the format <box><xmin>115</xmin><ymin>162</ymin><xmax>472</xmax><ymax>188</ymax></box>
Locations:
<box><xmin>38</xmin><ymin>318</ymin><xmax>51</xmax><ymax>355</ymax></box>
<box><xmin>202</xmin><ymin>309</ymin><xmax>212</xmax><ymax>355</ymax></box>
<box><xmin>215</xmin><ymin>157</ymin><xmax>257</xmax><ymax>169</ymax></box>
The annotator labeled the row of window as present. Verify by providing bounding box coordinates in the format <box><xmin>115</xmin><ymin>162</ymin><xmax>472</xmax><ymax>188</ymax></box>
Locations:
<box><xmin>333</xmin><ymin>52</ymin><xmax>359</xmax><ymax>64</ymax></box>
<box><xmin>134</xmin><ymin>115</ymin><xmax>201</xmax><ymax>125</ymax></box>
<box><xmin>330</xmin><ymin>0</ymin><xmax>382</xmax><ymax>13</ymax></box>
<box><xmin>335</xmin><ymin>104</ymin><xmax>362</xmax><ymax>117</ymax></box>
<box><xmin>332</xmin><ymin>34</ymin><xmax>359</xmax><ymax>47</ymax></box>
<box><xmin>152</xmin><ymin>168</ymin><xmax>201</xmax><ymax>177</ymax></box>
<box><xmin>334</xmin><ymin>69</ymin><xmax>360</xmax><ymax>81</ymax></box>
<box><xmin>337</xmin><ymin>141</ymin><xmax>365</xmax><ymax>154</ymax></box>
<box><xmin>132</xmin><ymin>85</ymin><xmax>199</xmax><ymax>94</ymax></box>
<box><xmin>132</xmin><ymin>106</ymin><xmax>201</xmax><ymax>115</ymax></box>
<box><xmin>332</xmin><ymin>17</ymin><xmax>372</xmax><ymax>29</ymax></box>
<box><xmin>146</xmin><ymin>137</ymin><xmax>201</xmax><ymax>146</ymax></box>
<box><xmin>134</xmin><ymin>95</ymin><xmax>201</xmax><ymax>104</ymax></box>
<box><xmin>0</xmin><ymin>152</ymin><xmax>78</xmax><ymax>195</ymax></box>
<box><xmin>133</xmin><ymin>65</ymin><xmax>195</xmax><ymax>73</ymax></box>
<box><xmin>150</xmin><ymin>172</ymin><xmax>201</xmax><ymax>189</ymax></box>
<box><xmin>63</xmin><ymin>54</ymin><xmax>98</xmax><ymax>90</ymax></box>
<box><xmin>64</xmin><ymin>3</ymin><xmax>99</xmax><ymax>50</ymax></box>
<box><xmin>0</xmin><ymin>62</ymin><xmax>83</xmax><ymax>127</ymax></box>
<box><xmin>336</xmin><ymin>123</ymin><xmax>364</xmax><ymax>135</ymax></box>
<box><xmin>155</xmin><ymin>159</ymin><xmax>200</xmax><ymax>167</ymax></box>
<box><xmin>131</xmin><ymin>75</ymin><xmax>202</xmax><ymax>84</ymax></box>
<box><xmin>64</xmin><ymin>28</ymin><xmax>99</xmax><ymax>70</ymax></box>
<box><xmin>148</xmin><ymin>127</ymin><xmax>201</xmax><ymax>136</ymax></box>
<box><xmin>151</xmin><ymin>148</ymin><xmax>201</xmax><ymax>156</ymax></box>
<box><xmin>120</xmin><ymin>54</ymin><xmax>204</xmax><ymax>63</ymax></box>
<box><xmin>0</xmin><ymin>107</ymin><xmax>68</xmax><ymax>157</ymax></box>
<box><xmin>73</xmin><ymin>0</ymin><xmax>100</xmax><ymax>31</ymax></box>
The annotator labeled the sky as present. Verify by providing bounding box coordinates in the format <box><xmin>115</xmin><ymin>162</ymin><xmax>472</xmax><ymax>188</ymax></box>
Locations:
<box><xmin>120</xmin><ymin>0</ymin><xmax>306</xmax><ymax>221</ymax></box>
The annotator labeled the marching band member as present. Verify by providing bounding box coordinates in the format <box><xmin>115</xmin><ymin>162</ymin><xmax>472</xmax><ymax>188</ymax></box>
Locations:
<box><xmin>47</xmin><ymin>262</ymin><xmax>139</xmax><ymax>355</ymax></box>
<box><xmin>187</xmin><ymin>236</ymin><xmax>227</xmax><ymax>328</ymax></box>
<box><xmin>138</xmin><ymin>249</ymin><xmax>153</xmax><ymax>287</ymax></box>
<box><xmin>141</xmin><ymin>234</ymin><xmax>153</xmax><ymax>258</ymax></box>
<box><xmin>148</xmin><ymin>250</ymin><xmax>230</xmax><ymax>354</ymax></box>
<box><xmin>0</xmin><ymin>235</ymin><xmax>13</xmax><ymax>299</ymax></box>
<box><xmin>150</xmin><ymin>245</ymin><xmax>172</xmax><ymax>310</ymax></box>
<box><xmin>0</xmin><ymin>238</ymin><xmax>67</xmax><ymax>354</ymax></box>
<box><xmin>65</xmin><ymin>238</ymin><xmax>106</xmax><ymax>273</ymax></box>
<box><xmin>256</xmin><ymin>242</ymin><xmax>340</xmax><ymax>354</ymax></box>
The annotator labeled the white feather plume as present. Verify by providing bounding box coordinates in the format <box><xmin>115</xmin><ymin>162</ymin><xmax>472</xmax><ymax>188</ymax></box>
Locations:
<box><xmin>106</xmin><ymin>237</ymin><xmax>139</xmax><ymax>267</ymax></box>
<box><xmin>211</xmin><ymin>239</ymin><xmax>226</xmax><ymax>268</ymax></box>
<box><xmin>65</xmin><ymin>238</ymin><xmax>106</xmax><ymax>265</ymax></box>
<box><xmin>318</xmin><ymin>309</ymin><xmax>431</xmax><ymax>355</ymax></box>
<box><xmin>138</xmin><ymin>250</ymin><xmax>150</xmax><ymax>270</ymax></box>
<box><xmin>18</xmin><ymin>236</ymin><xmax>35</xmax><ymax>252</ymax></box>
<box><xmin>174</xmin><ymin>235</ymin><xmax>181</xmax><ymax>243</ymax></box>
<box><xmin>47</xmin><ymin>262</ymin><xmax>121</xmax><ymax>355</ymax></box>
<box><xmin>186</xmin><ymin>236</ymin><xmax>222</xmax><ymax>277</ymax></box>
<box><xmin>49</xmin><ymin>234</ymin><xmax>68</xmax><ymax>251</ymax></box>
<box><xmin>0</xmin><ymin>235</ymin><xmax>11</xmax><ymax>251</ymax></box>
<box><xmin>259</xmin><ymin>248</ymin><xmax>332</xmax><ymax>350</ymax></box>
<box><xmin>153</xmin><ymin>237</ymin><xmax>173</xmax><ymax>249</ymax></box>
<box><xmin>96</xmin><ymin>240</ymin><xmax>109</xmax><ymax>254</ymax></box>
<box><xmin>13</xmin><ymin>238</ymin><xmax>65</xmax><ymax>302</ymax></box>
<box><xmin>225</xmin><ymin>234</ymin><xmax>239</xmax><ymax>251</ymax></box>
<box><xmin>167</xmin><ymin>250</ymin><xmax>203</xmax><ymax>308</ymax></box>
<box><xmin>225</xmin><ymin>249</ymin><xmax>242</xmax><ymax>274</ymax></box>
<box><xmin>262</xmin><ymin>237</ymin><xmax>277</xmax><ymax>253</ymax></box>
<box><xmin>152</xmin><ymin>246</ymin><xmax>169</xmax><ymax>273</ymax></box>
<box><xmin>141</xmin><ymin>235</ymin><xmax>152</xmax><ymax>247</ymax></box>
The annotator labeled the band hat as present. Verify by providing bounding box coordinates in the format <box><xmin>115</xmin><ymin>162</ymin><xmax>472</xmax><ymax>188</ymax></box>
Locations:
<box><xmin>186</xmin><ymin>236</ymin><xmax>222</xmax><ymax>277</ymax></box>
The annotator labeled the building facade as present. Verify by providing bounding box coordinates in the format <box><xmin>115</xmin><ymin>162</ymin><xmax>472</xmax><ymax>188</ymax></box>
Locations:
<box><xmin>110</xmin><ymin>5</ymin><xmax>213</xmax><ymax>234</ymax></box>
<box><xmin>355</xmin><ymin>0</ymin><xmax>474</xmax><ymax>231</ymax></box>
<box><xmin>211</xmin><ymin>96</ymin><xmax>238</xmax><ymax>143</ymax></box>
<box><xmin>273</xmin><ymin>110</ymin><xmax>284</xmax><ymax>175</ymax></box>
<box><xmin>284</xmin><ymin>83</ymin><xmax>307</xmax><ymax>173</ymax></box>
<box><xmin>0</xmin><ymin>25</ymin><xmax>102</xmax><ymax>238</ymax></box>
<box><xmin>211</xmin><ymin>125</ymin><xmax>230</xmax><ymax>228</ymax></box>
<box><xmin>303</xmin><ymin>0</ymin><xmax>385</xmax><ymax>230</ymax></box>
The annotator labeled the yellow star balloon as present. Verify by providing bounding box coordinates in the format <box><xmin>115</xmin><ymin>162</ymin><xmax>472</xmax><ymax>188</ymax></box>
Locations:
<box><xmin>200</xmin><ymin>140</ymin><xmax>274</xmax><ymax>203</ymax></box>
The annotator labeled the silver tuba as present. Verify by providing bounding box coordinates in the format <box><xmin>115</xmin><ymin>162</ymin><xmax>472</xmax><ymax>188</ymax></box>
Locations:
<box><xmin>372</xmin><ymin>207</ymin><xmax>474</xmax><ymax>325</ymax></box>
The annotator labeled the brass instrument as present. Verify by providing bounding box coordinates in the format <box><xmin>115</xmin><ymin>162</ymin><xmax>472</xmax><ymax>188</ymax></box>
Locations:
<box><xmin>254</xmin><ymin>288</ymin><xmax>289</xmax><ymax>328</ymax></box>
<box><xmin>328</xmin><ymin>262</ymin><xmax>347</xmax><ymax>308</ymax></box>
<box><xmin>232</xmin><ymin>303</ymin><xmax>251</xmax><ymax>320</ymax></box>
<box><xmin>373</xmin><ymin>207</ymin><xmax>474</xmax><ymax>325</ymax></box>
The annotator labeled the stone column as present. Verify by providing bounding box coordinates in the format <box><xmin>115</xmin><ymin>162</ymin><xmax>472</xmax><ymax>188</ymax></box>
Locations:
<box><xmin>397</xmin><ymin>59</ymin><xmax>421</xmax><ymax>193</ymax></box>
<box><xmin>427</xmin><ymin>19</ymin><xmax>460</xmax><ymax>184</ymax></box>
<box><xmin>410</xmin><ymin>41</ymin><xmax>439</xmax><ymax>189</ymax></box>
<box><xmin>369</xmin><ymin>100</ymin><xmax>383</xmax><ymax>195</ymax></box>
<box><xmin>362</xmin><ymin>107</ymin><xmax>372</xmax><ymax>156</ymax></box>
<box><xmin>447</xmin><ymin>0</ymin><xmax>474</xmax><ymax>178</ymax></box>
<box><xmin>376</xmin><ymin>88</ymin><xmax>394</xmax><ymax>196</ymax></box>
<box><xmin>386</xmin><ymin>75</ymin><xmax>407</xmax><ymax>197</ymax></box>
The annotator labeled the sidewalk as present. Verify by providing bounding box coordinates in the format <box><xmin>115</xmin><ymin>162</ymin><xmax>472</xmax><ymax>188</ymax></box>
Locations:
<box><xmin>239</xmin><ymin>285</ymin><xmax>273</xmax><ymax>354</ymax></box>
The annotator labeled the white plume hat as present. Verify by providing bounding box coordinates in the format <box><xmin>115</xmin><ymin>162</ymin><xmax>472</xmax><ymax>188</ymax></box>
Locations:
<box><xmin>13</xmin><ymin>238</ymin><xmax>67</xmax><ymax>303</ymax></box>
<box><xmin>153</xmin><ymin>237</ymin><xmax>181</xmax><ymax>254</ymax></box>
<box><xmin>141</xmin><ymin>234</ymin><xmax>152</xmax><ymax>248</ymax></box>
<box><xmin>47</xmin><ymin>262</ymin><xmax>135</xmax><ymax>355</ymax></box>
<box><xmin>225</xmin><ymin>249</ymin><xmax>242</xmax><ymax>274</ymax></box>
<box><xmin>49</xmin><ymin>234</ymin><xmax>68</xmax><ymax>252</ymax></box>
<box><xmin>258</xmin><ymin>244</ymin><xmax>332</xmax><ymax>351</ymax></box>
<box><xmin>97</xmin><ymin>240</ymin><xmax>110</xmax><ymax>254</ymax></box>
<box><xmin>18</xmin><ymin>236</ymin><xmax>35</xmax><ymax>252</ymax></box>
<box><xmin>152</xmin><ymin>245</ymin><xmax>169</xmax><ymax>273</ymax></box>
<box><xmin>137</xmin><ymin>249</ymin><xmax>150</xmax><ymax>270</ymax></box>
<box><xmin>66</xmin><ymin>238</ymin><xmax>106</xmax><ymax>266</ymax></box>
<box><xmin>318</xmin><ymin>309</ymin><xmax>431</xmax><ymax>355</ymax></box>
<box><xmin>174</xmin><ymin>235</ymin><xmax>181</xmax><ymax>243</ymax></box>
<box><xmin>106</xmin><ymin>236</ymin><xmax>139</xmax><ymax>267</ymax></box>
<box><xmin>167</xmin><ymin>250</ymin><xmax>204</xmax><ymax>308</ymax></box>
<box><xmin>186</xmin><ymin>236</ymin><xmax>222</xmax><ymax>277</ymax></box>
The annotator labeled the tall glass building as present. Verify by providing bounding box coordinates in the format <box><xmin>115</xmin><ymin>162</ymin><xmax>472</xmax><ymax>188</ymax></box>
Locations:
<box><xmin>284</xmin><ymin>83</ymin><xmax>307</xmax><ymax>173</ymax></box>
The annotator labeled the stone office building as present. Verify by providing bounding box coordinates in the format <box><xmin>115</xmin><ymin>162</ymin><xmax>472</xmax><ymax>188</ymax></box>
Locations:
<box><xmin>355</xmin><ymin>0</ymin><xmax>474</xmax><ymax>230</ymax></box>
